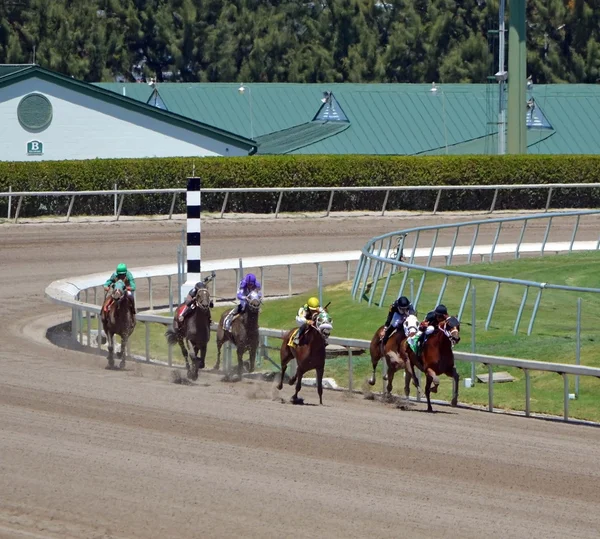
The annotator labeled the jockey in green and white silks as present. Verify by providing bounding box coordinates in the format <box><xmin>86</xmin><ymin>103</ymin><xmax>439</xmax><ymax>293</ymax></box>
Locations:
<box><xmin>104</xmin><ymin>263</ymin><xmax>136</xmax><ymax>315</ymax></box>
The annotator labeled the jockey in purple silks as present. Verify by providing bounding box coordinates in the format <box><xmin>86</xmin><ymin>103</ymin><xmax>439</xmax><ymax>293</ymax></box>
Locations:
<box><xmin>224</xmin><ymin>273</ymin><xmax>262</xmax><ymax>330</ymax></box>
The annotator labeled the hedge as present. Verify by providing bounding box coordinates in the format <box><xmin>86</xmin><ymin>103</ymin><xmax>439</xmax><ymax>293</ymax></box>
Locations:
<box><xmin>1</xmin><ymin>155</ymin><xmax>599</xmax><ymax>218</ymax></box>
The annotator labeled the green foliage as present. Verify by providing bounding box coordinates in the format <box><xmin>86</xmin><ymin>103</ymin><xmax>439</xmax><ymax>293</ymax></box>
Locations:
<box><xmin>1</xmin><ymin>0</ymin><xmax>599</xmax><ymax>84</ymax></box>
<box><xmin>1</xmin><ymin>155</ymin><xmax>600</xmax><ymax>217</ymax></box>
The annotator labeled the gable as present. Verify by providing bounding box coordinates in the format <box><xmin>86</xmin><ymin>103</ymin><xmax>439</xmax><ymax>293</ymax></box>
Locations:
<box><xmin>0</xmin><ymin>76</ymin><xmax>251</xmax><ymax>161</ymax></box>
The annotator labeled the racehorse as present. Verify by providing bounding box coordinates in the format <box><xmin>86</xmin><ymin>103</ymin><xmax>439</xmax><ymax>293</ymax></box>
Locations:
<box><xmin>215</xmin><ymin>289</ymin><xmax>262</xmax><ymax>380</ymax></box>
<box><xmin>400</xmin><ymin>316</ymin><xmax>461</xmax><ymax>412</ymax></box>
<box><xmin>278</xmin><ymin>310</ymin><xmax>333</xmax><ymax>405</ymax></box>
<box><xmin>165</xmin><ymin>285</ymin><xmax>212</xmax><ymax>381</ymax></box>
<box><xmin>101</xmin><ymin>280</ymin><xmax>136</xmax><ymax>369</ymax></box>
<box><xmin>367</xmin><ymin>313</ymin><xmax>419</xmax><ymax>387</ymax></box>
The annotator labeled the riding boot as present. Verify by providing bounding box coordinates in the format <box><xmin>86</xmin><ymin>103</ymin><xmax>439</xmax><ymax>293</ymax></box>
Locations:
<box><xmin>178</xmin><ymin>297</ymin><xmax>193</xmax><ymax>322</ymax></box>
<box><xmin>382</xmin><ymin>324</ymin><xmax>395</xmax><ymax>345</ymax></box>
<box><xmin>294</xmin><ymin>324</ymin><xmax>306</xmax><ymax>345</ymax></box>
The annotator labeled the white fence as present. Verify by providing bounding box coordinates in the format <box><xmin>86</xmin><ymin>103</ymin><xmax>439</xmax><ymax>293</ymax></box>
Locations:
<box><xmin>3</xmin><ymin>182</ymin><xmax>600</xmax><ymax>221</ymax></box>
<box><xmin>46</xmin><ymin>247</ymin><xmax>600</xmax><ymax>424</ymax></box>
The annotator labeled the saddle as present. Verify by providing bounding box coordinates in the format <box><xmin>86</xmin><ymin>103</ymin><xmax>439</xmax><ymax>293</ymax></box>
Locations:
<box><xmin>288</xmin><ymin>328</ymin><xmax>300</xmax><ymax>348</ymax></box>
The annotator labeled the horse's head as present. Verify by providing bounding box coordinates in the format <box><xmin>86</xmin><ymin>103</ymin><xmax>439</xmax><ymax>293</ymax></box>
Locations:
<box><xmin>109</xmin><ymin>280</ymin><xmax>126</xmax><ymax>301</ymax></box>
<box><xmin>194</xmin><ymin>288</ymin><xmax>212</xmax><ymax>311</ymax></box>
<box><xmin>403</xmin><ymin>314</ymin><xmax>419</xmax><ymax>337</ymax></box>
<box><xmin>315</xmin><ymin>311</ymin><xmax>333</xmax><ymax>343</ymax></box>
<box><xmin>246</xmin><ymin>290</ymin><xmax>263</xmax><ymax>312</ymax></box>
<box><xmin>444</xmin><ymin>316</ymin><xmax>461</xmax><ymax>345</ymax></box>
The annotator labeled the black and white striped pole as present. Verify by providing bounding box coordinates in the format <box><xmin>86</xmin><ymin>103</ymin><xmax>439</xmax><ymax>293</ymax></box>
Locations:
<box><xmin>181</xmin><ymin>176</ymin><xmax>201</xmax><ymax>302</ymax></box>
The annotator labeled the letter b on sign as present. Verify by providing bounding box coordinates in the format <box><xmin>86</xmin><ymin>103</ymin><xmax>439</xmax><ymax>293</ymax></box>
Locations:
<box><xmin>27</xmin><ymin>140</ymin><xmax>43</xmax><ymax>155</ymax></box>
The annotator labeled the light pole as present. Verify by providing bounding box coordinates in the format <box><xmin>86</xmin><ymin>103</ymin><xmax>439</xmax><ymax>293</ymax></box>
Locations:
<box><xmin>238</xmin><ymin>83</ymin><xmax>254</xmax><ymax>140</ymax></box>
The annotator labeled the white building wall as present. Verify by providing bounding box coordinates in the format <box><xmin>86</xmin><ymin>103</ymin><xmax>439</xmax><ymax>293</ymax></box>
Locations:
<box><xmin>0</xmin><ymin>78</ymin><xmax>248</xmax><ymax>161</ymax></box>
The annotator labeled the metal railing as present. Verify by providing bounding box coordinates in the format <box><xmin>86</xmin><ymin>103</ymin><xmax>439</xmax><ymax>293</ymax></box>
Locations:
<box><xmin>46</xmin><ymin>250</ymin><xmax>600</xmax><ymax>424</ymax></box>
<box><xmin>3</xmin><ymin>182</ymin><xmax>600</xmax><ymax>222</ymax></box>
<box><xmin>353</xmin><ymin>210</ymin><xmax>600</xmax><ymax>333</ymax></box>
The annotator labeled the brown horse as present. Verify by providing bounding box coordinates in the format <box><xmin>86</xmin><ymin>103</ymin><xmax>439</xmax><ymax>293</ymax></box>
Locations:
<box><xmin>400</xmin><ymin>316</ymin><xmax>461</xmax><ymax>412</ymax></box>
<box><xmin>165</xmin><ymin>287</ymin><xmax>212</xmax><ymax>381</ymax></box>
<box><xmin>101</xmin><ymin>281</ymin><xmax>136</xmax><ymax>369</ymax></box>
<box><xmin>367</xmin><ymin>314</ymin><xmax>420</xmax><ymax>387</ymax></box>
<box><xmin>215</xmin><ymin>290</ymin><xmax>262</xmax><ymax>380</ymax></box>
<box><xmin>277</xmin><ymin>311</ymin><xmax>333</xmax><ymax>405</ymax></box>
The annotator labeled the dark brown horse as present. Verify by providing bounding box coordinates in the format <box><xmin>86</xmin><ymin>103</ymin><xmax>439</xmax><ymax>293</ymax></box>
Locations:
<box><xmin>165</xmin><ymin>287</ymin><xmax>212</xmax><ymax>381</ymax></box>
<box><xmin>277</xmin><ymin>311</ymin><xmax>333</xmax><ymax>405</ymax></box>
<box><xmin>367</xmin><ymin>314</ymin><xmax>420</xmax><ymax>387</ymax></box>
<box><xmin>400</xmin><ymin>316</ymin><xmax>461</xmax><ymax>412</ymax></box>
<box><xmin>215</xmin><ymin>290</ymin><xmax>262</xmax><ymax>380</ymax></box>
<box><xmin>101</xmin><ymin>281</ymin><xmax>136</xmax><ymax>369</ymax></box>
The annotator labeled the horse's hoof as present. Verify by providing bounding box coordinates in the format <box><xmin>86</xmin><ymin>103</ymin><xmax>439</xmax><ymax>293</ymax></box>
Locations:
<box><xmin>243</xmin><ymin>360</ymin><xmax>250</xmax><ymax>373</ymax></box>
<box><xmin>383</xmin><ymin>374</ymin><xmax>388</xmax><ymax>381</ymax></box>
<box><xmin>367</xmin><ymin>377</ymin><xmax>376</xmax><ymax>386</ymax></box>
<box><xmin>119</xmin><ymin>361</ymin><xmax>126</xmax><ymax>370</ymax></box>
<box><xmin>291</xmin><ymin>396</ymin><xmax>304</xmax><ymax>405</ymax></box>
<box><xmin>451</xmin><ymin>398</ymin><xmax>458</xmax><ymax>407</ymax></box>
<box><xmin>431</xmin><ymin>386</ymin><xmax>439</xmax><ymax>394</ymax></box>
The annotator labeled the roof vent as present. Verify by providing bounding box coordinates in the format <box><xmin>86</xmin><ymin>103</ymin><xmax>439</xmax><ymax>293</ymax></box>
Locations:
<box><xmin>526</xmin><ymin>98</ymin><xmax>552</xmax><ymax>129</ymax></box>
<box><xmin>313</xmin><ymin>91</ymin><xmax>349</xmax><ymax>122</ymax></box>
<box><xmin>147</xmin><ymin>87</ymin><xmax>168</xmax><ymax>110</ymax></box>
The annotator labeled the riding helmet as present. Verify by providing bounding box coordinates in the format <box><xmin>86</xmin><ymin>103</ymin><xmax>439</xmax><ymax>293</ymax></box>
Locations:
<box><xmin>307</xmin><ymin>297</ymin><xmax>320</xmax><ymax>309</ymax></box>
<box><xmin>116</xmin><ymin>263</ymin><xmax>127</xmax><ymax>275</ymax></box>
<box><xmin>435</xmin><ymin>304</ymin><xmax>448</xmax><ymax>316</ymax></box>
<box><xmin>246</xmin><ymin>273</ymin><xmax>256</xmax><ymax>284</ymax></box>
<box><xmin>397</xmin><ymin>296</ymin><xmax>410</xmax><ymax>308</ymax></box>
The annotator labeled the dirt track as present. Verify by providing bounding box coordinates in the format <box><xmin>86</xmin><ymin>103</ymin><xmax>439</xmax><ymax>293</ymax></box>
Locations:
<box><xmin>2</xmin><ymin>214</ymin><xmax>600</xmax><ymax>539</ymax></box>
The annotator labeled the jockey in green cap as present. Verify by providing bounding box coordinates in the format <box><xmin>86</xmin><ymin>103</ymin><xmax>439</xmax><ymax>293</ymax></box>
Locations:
<box><xmin>104</xmin><ymin>263</ymin><xmax>137</xmax><ymax>315</ymax></box>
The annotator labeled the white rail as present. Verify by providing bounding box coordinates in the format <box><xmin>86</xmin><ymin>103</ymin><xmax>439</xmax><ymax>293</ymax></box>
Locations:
<box><xmin>45</xmin><ymin>248</ymin><xmax>600</xmax><ymax>424</ymax></box>
<box><xmin>4</xmin><ymin>182</ymin><xmax>600</xmax><ymax>221</ymax></box>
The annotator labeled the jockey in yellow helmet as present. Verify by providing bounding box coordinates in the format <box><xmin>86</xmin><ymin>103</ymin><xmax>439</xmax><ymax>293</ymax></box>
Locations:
<box><xmin>294</xmin><ymin>296</ymin><xmax>323</xmax><ymax>345</ymax></box>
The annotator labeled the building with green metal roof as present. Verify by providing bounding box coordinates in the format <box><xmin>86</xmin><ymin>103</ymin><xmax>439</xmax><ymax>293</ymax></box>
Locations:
<box><xmin>0</xmin><ymin>65</ymin><xmax>256</xmax><ymax>161</ymax></box>
<box><xmin>97</xmin><ymin>80</ymin><xmax>600</xmax><ymax>155</ymax></box>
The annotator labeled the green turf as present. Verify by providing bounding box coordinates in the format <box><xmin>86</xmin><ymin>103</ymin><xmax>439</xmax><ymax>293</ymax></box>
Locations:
<box><xmin>97</xmin><ymin>252</ymin><xmax>600</xmax><ymax>421</ymax></box>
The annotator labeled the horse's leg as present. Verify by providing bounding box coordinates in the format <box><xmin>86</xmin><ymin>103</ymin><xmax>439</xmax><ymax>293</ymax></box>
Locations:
<box><xmin>425</xmin><ymin>374</ymin><xmax>434</xmax><ymax>412</ymax></box>
<box><xmin>185</xmin><ymin>340</ymin><xmax>198</xmax><ymax>381</ymax></box>
<box><xmin>316</xmin><ymin>365</ymin><xmax>324</xmax><ymax>405</ymax></box>
<box><xmin>385</xmin><ymin>365</ymin><xmax>396</xmax><ymax>398</ymax></box>
<box><xmin>249</xmin><ymin>343</ymin><xmax>257</xmax><ymax>373</ymax></box>
<box><xmin>404</xmin><ymin>369</ymin><xmax>411</xmax><ymax>399</ymax></box>
<box><xmin>235</xmin><ymin>345</ymin><xmax>244</xmax><ymax>381</ymax></box>
<box><xmin>215</xmin><ymin>338</ymin><xmax>223</xmax><ymax>371</ymax></box>
<box><xmin>178</xmin><ymin>338</ymin><xmax>189</xmax><ymax>370</ymax></box>
<box><xmin>278</xmin><ymin>346</ymin><xmax>292</xmax><ymax>391</ymax></box>
<box><xmin>106</xmin><ymin>330</ymin><xmax>115</xmax><ymax>368</ymax></box>
<box><xmin>427</xmin><ymin>368</ymin><xmax>440</xmax><ymax>393</ymax></box>
<box><xmin>451</xmin><ymin>366</ymin><xmax>459</xmax><ymax>407</ymax></box>
<box><xmin>198</xmin><ymin>343</ymin><xmax>207</xmax><ymax>370</ymax></box>
<box><xmin>291</xmin><ymin>368</ymin><xmax>305</xmax><ymax>404</ymax></box>
<box><xmin>368</xmin><ymin>348</ymin><xmax>379</xmax><ymax>386</ymax></box>
<box><xmin>119</xmin><ymin>335</ymin><xmax>128</xmax><ymax>369</ymax></box>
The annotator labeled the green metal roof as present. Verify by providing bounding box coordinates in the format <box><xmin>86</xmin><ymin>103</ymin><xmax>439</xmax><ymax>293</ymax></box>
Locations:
<box><xmin>0</xmin><ymin>66</ymin><xmax>256</xmax><ymax>152</ymax></box>
<box><xmin>0</xmin><ymin>64</ymin><xmax>35</xmax><ymax>78</ymax></box>
<box><xmin>94</xmin><ymin>81</ymin><xmax>600</xmax><ymax>155</ymax></box>
<box><xmin>256</xmin><ymin>121</ymin><xmax>350</xmax><ymax>154</ymax></box>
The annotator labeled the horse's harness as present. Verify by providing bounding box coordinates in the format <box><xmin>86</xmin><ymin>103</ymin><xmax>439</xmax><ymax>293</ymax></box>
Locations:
<box><xmin>439</xmin><ymin>319</ymin><xmax>460</xmax><ymax>346</ymax></box>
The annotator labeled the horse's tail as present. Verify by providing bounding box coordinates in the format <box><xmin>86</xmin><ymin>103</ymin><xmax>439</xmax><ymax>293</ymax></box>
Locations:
<box><xmin>165</xmin><ymin>327</ymin><xmax>180</xmax><ymax>345</ymax></box>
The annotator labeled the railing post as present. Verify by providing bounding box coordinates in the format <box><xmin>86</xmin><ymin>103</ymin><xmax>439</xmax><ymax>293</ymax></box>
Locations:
<box><xmin>544</xmin><ymin>187</ymin><xmax>553</xmax><ymax>211</ymax></box>
<box><xmin>513</xmin><ymin>286</ymin><xmax>529</xmax><ymax>334</ymax></box>
<box><xmin>527</xmin><ymin>286</ymin><xmax>544</xmax><ymax>336</ymax></box>
<box><xmin>576</xmin><ymin>297</ymin><xmax>581</xmax><ymax>398</ymax></box>
<box><xmin>458</xmin><ymin>279</ymin><xmax>472</xmax><ymax>320</ymax></box>
<box><xmin>413</xmin><ymin>272</ymin><xmax>427</xmax><ymax>311</ymax></box>
<box><xmin>489</xmin><ymin>222</ymin><xmax>502</xmax><ymax>262</ymax></box>
<box><xmin>317</xmin><ymin>263</ymin><xmax>323</xmax><ymax>306</ymax></box>
<box><xmin>467</xmin><ymin>224</ymin><xmax>479</xmax><ymax>263</ymax></box>
<box><xmin>409</xmin><ymin>230</ymin><xmax>420</xmax><ymax>263</ymax></box>
<box><xmin>381</xmin><ymin>189</ymin><xmax>390</xmax><ymax>216</ymax></box>
<box><xmin>346</xmin><ymin>260</ymin><xmax>350</xmax><ymax>281</ymax></box>
<box><xmin>167</xmin><ymin>339</ymin><xmax>173</xmax><ymax>367</ymax></box>
<box><xmin>326</xmin><ymin>191</ymin><xmax>334</xmax><ymax>217</ymax></box>
<box><xmin>426</xmin><ymin>230</ymin><xmax>439</xmax><ymax>267</ymax></box>
<box><xmin>485</xmin><ymin>282</ymin><xmax>501</xmax><ymax>330</ymax></box>
<box><xmin>97</xmin><ymin>311</ymin><xmax>103</xmax><ymax>350</ymax></box>
<box><xmin>145</xmin><ymin>322</ymin><xmax>150</xmax><ymax>362</ymax></box>
<box><xmin>7</xmin><ymin>185</ymin><xmax>11</xmax><ymax>219</ymax></box>
<box><xmin>471</xmin><ymin>285</ymin><xmax>476</xmax><ymax>384</ymax></box>
<box><xmin>489</xmin><ymin>188</ymin><xmax>499</xmax><ymax>213</ymax></box>
<box><xmin>541</xmin><ymin>217</ymin><xmax>553</xmax><ymax>255</ymax></box>
<box><xmin>447</xmin><ymin>227</ymin><xmax>459</xmax><ymax>265</ymax></box>
<box><xmin>347</xmin><ymin>348</ymin><xmax>353</xmax><ymax>392</ymax></box>
<box><xmin>287</xmin><ymin>265</ymin><xmax>292</xmax><ymax>297</ymax></box>
<box><xmin>524</xmin><ymin>369</ymin><xmax>530</xmax><ymax>416</ymax></box>
<box><xmin>168</xmin><ymin>192</ymin><xmax>177</xmax><ymax>219</ymax></box>
<box><xmin>259</xmin><ymin>267</ymin><xmax>264</xmax><ymax>297</ymax></box>
<box><xmin>515</xmin><ymin>219</ymin><xmax>527</xmax><ymax>259</ymax></box>
<box><xmin>569</xmin><ymin>214</ymin><xmax>580</xmax><ymax>252</ymax></box>
<box><xmin>14</xmin><ymin>195</ymin><xmax>23</xmax><ymax>223</ymax></box>
<box><xmin>116</xmin><ymin>194</ymin><xmax>125</xmax><ymax>221</ymax></box>
<box><xmin>409</xmin><ymin>278</ymin><xmax>414</xmax><ymax>303</ymax></box>
<box><xmin>275</xmin><ymin>191</ymin><xmax>283</xmax><ymax>218</ymax></box>
<box><xmin>114</xmin><ymin>183</ymin><xmax>117</xmax><ymax>216</ymax></box>
<box><xmin>432</xmin><ymin>188</ymin><xmax>442</xmax><ymax>215</ymax></box>
<box><xmin>351</xmin><ymin>256</ymin><xmax>365</xmax><ymax>299</ymax></box>
<box><xmin>168</xmin><ymin>275</ymin><xmax>173</xmax><ymax>314</ymax></box>
<box><xmin>220</xmin><ymin>192</ymin><xmax>229</xmax><ymax>218</ymax></box>
<box><xmin>488</xmin><ymin>364</ymin><xmax>494</xmax><ymax>412</ymax></box>
<box><xmin>66</xmin><ymin>194</ymin><xmax>76</xmax><ymax>222</ymax></box>
<box><xmin>436</xmin><ymin>276</ymin><xmax>448</xmax><ymax>306</ymax></box>
<box><xmin>563</xmin><ymin>373</ymin><xmax>569</xmax><ymax>422</ymax></box>
<box><xmin>148</xmin><ymin>277</ymin><xmax>153</xmax><ymax>310</ymax></box>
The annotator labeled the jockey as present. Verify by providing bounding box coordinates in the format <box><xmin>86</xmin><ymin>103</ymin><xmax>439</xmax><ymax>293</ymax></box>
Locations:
<box><xmin>382</xmin><ymin>295</ymin><xmax>416</xmax><ymax>345</ymax></box>
<box><xmin>104</xmin><ymin>263</ymin><xmax>136</xmax><ymax>314</ymax></box>
<box><xmin>178</xmin><ymin>281</ymin><xmax>214</xmax><ymax>322</ymax></box>
<box><xmin>224</xmin><ymin>273</ymin><xmax>262</xmax><ymax>330</ymax></box>
<box><xmin>415</xmin><ymin>304</ymin><xmax>449</xmax><ymax>350</ymax></box>
<box><xmin>294</xmin><ymin>296</ymin><xmax>324</xmax><ymax>345</ymax></box>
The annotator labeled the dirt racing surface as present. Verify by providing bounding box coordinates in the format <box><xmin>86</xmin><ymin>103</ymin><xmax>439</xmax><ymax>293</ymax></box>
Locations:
<box><xmin>1</xmin><ymin>214</ymin><xmax>600</xmax><ymax>539</ymax></box>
